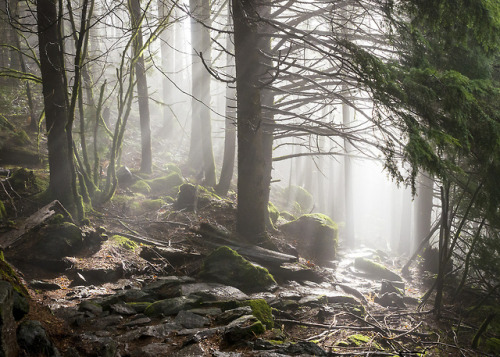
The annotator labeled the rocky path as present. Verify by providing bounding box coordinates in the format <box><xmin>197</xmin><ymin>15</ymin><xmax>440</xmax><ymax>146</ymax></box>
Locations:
<box><xmin>20</xmin><ymin>237</ymin><xmax>455</xmax><ymax>357</ymax></box>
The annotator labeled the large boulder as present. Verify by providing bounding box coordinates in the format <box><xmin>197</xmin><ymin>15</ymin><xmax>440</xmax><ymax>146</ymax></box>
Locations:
<box><xmin>199</xmin><ymin>246</ymin><xmax>277</xmax><ymax>294</ymax></box>
<box><xmin>280</xmin><ymin>213</ymin><xmax>338</xmax><ymax>263</ymax></box>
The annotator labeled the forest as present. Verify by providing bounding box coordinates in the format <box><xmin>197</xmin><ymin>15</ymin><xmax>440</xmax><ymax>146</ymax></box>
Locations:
<box><xmin>1</xmin><ymin>0</ymin><xmax>500</xmax><ymax>355</ymax></box>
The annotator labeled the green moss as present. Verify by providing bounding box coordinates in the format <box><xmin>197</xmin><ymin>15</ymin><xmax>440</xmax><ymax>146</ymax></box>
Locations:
<box><xmin>268</xmin><ymin>202</ymin><xmax>280</xmax><ymax>228</ymax></box>
<box><xmin>126</xmin><ymin>302</ymin><xmax>152</xmax><ymax>313</ymax></box>
<box><xmin>130</xmin><ymin>180</ymin><xmax>151</xmax><ymax>194</ymax></box>
<box><xmin>48</xmin><ymin>214</ymin><xmax>65</xmax><ymax>225</ymax></box>
<box><xmin>145</xmin><ymin>172</ymin><xmax>184</xmax><ymax>194</ymax></box>
<box><xmin>239</xmin><ymin>299</ymin><xmax>274</xmax><ymax>329</ymax></box>
<box><xmin>13</xmin><ymin>130</ymin><xmax>31</xmax><ymax>145</ymax></box>
<box><xmin>485</xmin><ymin>337</ymin><xmax>500</xmax><ymax>354</ymax></box>
<box><xmin>9</xmin><ymin>168</ymin><xmax>48</xmax><ymax>192</ymax></box>
<box><xmin>200</xmin><ymin>246</ymin><xmax>277</xmax><ymax>293</ymax></box>
<box><xmin>111</xmin><ymin>235</ymin><xmax>139</xmax><ymax>251</ymax></box>
<box><xmin>140</xmin><ymin>199</ymin><xmax>164</xmax><ymax>211</ymax></box>
<box><xmin>280</xmin><ymin>213</ymin><xmax>338</xmax><ymax>261</ymax></box>
<box><xmin>0</xmin><ymin>201</ymin><xmax>6</xmax><ymax>222</ymax></box>
<box><xmin>249</xmin><ymin>321</ymin><xmax>266</xmax><ymax>335</ymax></box>
<box><xmin>354</xmin><ymin>257</ymin><xmax>402</xmax><ymax>281</ymax></box>
<box><xmin>280</xmin><ymin>211</ymin><xmax>295</xmax><ymax>221</ymax></box>
<box><xmin>164</xmin><ymin>163</ymin><xmax>181</xmax><ymax>174</ymax></box>
<box><xmin>0</xmin><ymin>251</ymin><xmax>29</xmax><ymax>296</ymax></box>
<box><xmin>347</xmin><ymin>334</ymin><xmax>382</xmax><ymax>350</ymax></box>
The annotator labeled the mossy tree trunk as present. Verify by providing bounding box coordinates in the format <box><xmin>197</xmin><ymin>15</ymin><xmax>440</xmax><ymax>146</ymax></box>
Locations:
<box><xmin>233</xmin><ymin>0</ymin><xmax>268</xmax><ymax>243</ymax></box>
<box><xmin>37</xmin><ymin>0</ymin><xmax>75</xmax><ymax>211</ymax></box>
<box><xmin>129</xmin><ymin>0</ymin><xmax>153</xmax><ymax>174</ymax></box>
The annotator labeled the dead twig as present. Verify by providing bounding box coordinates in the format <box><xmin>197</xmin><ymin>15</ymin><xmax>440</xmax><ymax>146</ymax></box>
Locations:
<box><xmin>275</xmin><ymin>318</ymin><xmax>434</xmax><ymax>338</ymax></box>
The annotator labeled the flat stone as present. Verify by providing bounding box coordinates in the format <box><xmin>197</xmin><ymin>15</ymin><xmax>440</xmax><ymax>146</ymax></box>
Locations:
<box><xmin>144</xmin><ymin>296</ymin><xmax>199</xmax><ymax>317</ymax></box>
<box><xmin>187</xmin><ymin>307</ymin><xmax>222</xmax><ymax>316</ymax></box>
<box><xmin>298</xmin><ymin>295</ymin><xmax>328</xmax><ymax>306</ymax></box>
<box><xmin>123</xmin><ymin>315</ymin><xmax>151</xmax><ymax>327</ymax></box>
<box><xmin>78</xmin><ymin>301</ymin><xmax>103</xmax><ymax>315</ymax></box>
<box><xmin>181</xmin><ymin>283</ymin><xmax>249</xmax><ymax>301</ymax></box>
<box><xmin>110</xmin><ymin>303</ymin><xmax>136</xmax><ymax>315</ymax></box>
<box><xmin>175</xmin><ymin>310</ymin><xmax>210</xmax><ymax>329</ymax></box>
<box><xmin>216</xmin><ymin>306</ymin><xmax>253</xmax><ymax>325</ymax></box>
<box><xmin>171</xmin><ymin>343</ymin><xmax>205</xmax><ymax>357</ymax></box>
<box><xmin>142</xmin><ymin>323</ymin><xmax>180</xmax><ymax>338</ymax></box>
<box><xmin>29</xmin><ymin>280</ymin><xmax>61</xmax><ymax>291</ymax></box>
<box><xmin>93</xmin><ymin>315</ymin><xmax>124</xmax><ymax>329</ymax></box>
<box><xmin>136</xmin><ymin>343</ymin><xmax>170</xmax><ymax>357</ymax></box>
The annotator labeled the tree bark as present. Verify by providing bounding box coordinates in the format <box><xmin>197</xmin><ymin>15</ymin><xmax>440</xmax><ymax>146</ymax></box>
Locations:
<box><xmin>215</xmin><ymin>2</ymin><xmax>236</xmax><ymax>196</ymax></box>
<box><xmin>188</xmin><ymin>0</ymin><xmax>216</xmax><ymax>186</ymax></box>
<box><xmin>37</xmin><ymin>0</ymin><xmax>74</xmax><ymax>209</ymax></box>
<box><xmin>233</xmin><ymin>0</ymin><xmax>267</xmax><ymax>243</ymax></box>
<box><xmin>413</xmin><ymin>172</ymin><xmax>434</xmax><ymax>253</ymax></box>
<box><xmin>129</xmin><ymin>0</ymin><xmax>153</xmax><ymax>174</ymax></box>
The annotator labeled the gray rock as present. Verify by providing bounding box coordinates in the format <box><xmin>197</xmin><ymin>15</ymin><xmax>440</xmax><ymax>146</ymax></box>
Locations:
<box><xmin>171</xmin><ymin>343</ymin><xmax>206</xmax><ymax>357</ymax></box>
<box><xmin>93</xmin><ymin>314</ymin><xmax>124</xmax><ymax>329</ymax></box>
<box><xmin>187</xmin><ymin>307</ymin><xmax>222</xmax><ymax>316</ymax></box>
<box><xmin>175</xmin><ymin>310</ymin><xmax>210</xmax><ymax>329</ymax></box>
<box><xmin>123</xmin><ymin>314</ymin><xmax>151</xmax><ymax>327</ymax></box>
<box><xmin>110</xmin><ymin>303</ymin><xmax>136</xmax><ymax>315</ymax></box>
<box><xmin>298</xmin><ymin>295</ymin><xmax>328</xmax><ymax>306</ymax></box>
<box><xmin>29</xmin><ymin>280</ymin><xmax>62</xmax><ymax>291</ymax></box>
<box><xmin>216</xmin><ymin>306</ymin><xmax>252</xmax><ymax>325</ymax></box>
<box><xmin>137</xmin><ymin>343</ymin><xmax>170</xmax><ymax>356</ymax></box>
<box><xmin>285</xmin><ymin>341</ymin><xmax>327</xmax><ymax>356</ymax></box>
<box><xmin>145</xmin><ymin>296</ymin><xmax>199</xmax><ymax>317</ymax></box>
<box><xmin>212</xmin><ymin>352</ymin><xmax>243</xmax><ymax>357</ymax></box>
<box><xmin>182</xmin><ymin>283</ymin><xmax>249</xmax><ymax>301</ymax></box>
<box><xmin>374</xmin><ymin>292</ymin><xmax>406</xmax><ymax>308</ymax></box>
<box><xmin>142</xmin><ymin>323</ymin><xmax>180</xmax><ymax>338</ymax></box>
<box><xmin>0</xmin><ymin>281</ymin><xmax>19</xmax><ymax>357</ymax></box>
<box><xmin>78</xmin><ymin>300</ymin><xmax>103</xmax><ymax>315</ymax></box>
<box><xmin>17</xmin><ymin>320</ymin><xmax>60</xmax><ymax>356</ymax></box>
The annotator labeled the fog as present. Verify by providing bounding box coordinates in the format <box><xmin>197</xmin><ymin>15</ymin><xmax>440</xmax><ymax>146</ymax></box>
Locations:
<box><xmin>26</xmin><ymin>0</ymin><xmax>439</xmax><ymax>253</ymax></box>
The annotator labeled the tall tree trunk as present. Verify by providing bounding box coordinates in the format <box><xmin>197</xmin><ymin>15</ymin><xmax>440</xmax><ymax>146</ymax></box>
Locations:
<box><xmin>188</xmin><ymin>0</ymin><xmax>216</xmax><ymax>186</ymax></box>
<box><xmin>129</xmin><ymin>0</ymin><xmax>153</xmax><ymax>174</ymax></box>
<box><xmin>158</xmin><ymin>0</ymin><xmax>175</xmax><ymax>136</ymax></box>
<box><xmin>37</xmin><ymin>0</ymin><xmax>74</xmax><ymax>209</ymax></box>
<box><xmin>343</xmin><ymin>102</ymin><xmax>355</xmax><ymax>246</ymax></box>
<box><xmin>233</xmin><ymin>0</ymin><xmax>267</xmax><ymax>243</ymax></box>
<box><xmin>260</xmin><ymin>1</ymin><xmax>274</xmax><ymax>225</ymax></box>
<box><xmin>216</xmin><ymin>2</ymin><xmax>236</xmax><ymax>196</ymax></box>
<box><xmin>413</xmin><ymin>172</ymin><xmax>434</xmax><ymax>253</ymax></box>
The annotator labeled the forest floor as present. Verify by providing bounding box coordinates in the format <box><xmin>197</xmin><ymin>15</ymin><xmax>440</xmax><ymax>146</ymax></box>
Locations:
<box><xmin>0</xmin><ymin>165</ymin><xmax>496</xmax><ymax>357</ymax></box>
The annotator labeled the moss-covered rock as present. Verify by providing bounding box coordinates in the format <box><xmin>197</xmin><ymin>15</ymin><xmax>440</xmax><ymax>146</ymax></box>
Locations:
<box><xmin>239</xmin><ymin>299</ymin><xmax>274</xmax><ymax>329</ymax></box>
<box><xmin>35</xmin><ymin>222</ymin><xmax>83</xmax><ymax>259</ymax></box>
<box><xmin>164</xmin><ymin>163</ymin><xmax>181</xmax><ymax>174</ymax></box>
<box><xmin>144</xmin><ymin>296</ymin><xmax>198</xmax><ymax>317</ymax></box>
<box><xmin>199</xmin><ymin>246</ymin><xmax>277</xmax><ymax>293</ymax></box>
<box><xmin>174</xmin><ymin>183</ymin><xmax>222</xmax><ymax>211</ymax></box>
<box><xmin>110</xmin><ymin>235</ymin><xmax>138</xmax><ymax>251</ymax></box>
<box><xmin>354</xmin><ymin>257</ymin><xmax>402</xmax><ymax>282</ymax></box>
<box><xmin>145</xmin><ymin>172</ymin><xmax>183</xmax><ymax>195</ymax></box>
<box><xmin>130</xmin><ymin>180</ymin><xmax>151</xmax><ymax>194</ymax></box>
<box><xmin>8</xmin><ymin>168</ymin><xmax>48</xmax><ymax>193</ymax></box>
<box><xmin>347</xmin><ymin>334</ymin><xmax>382</xmax><ymax>350</ymax></box>
<box><xmin>280</xmin><ymin>213</ymin><xmax>338</xmax><ymax>262</ymax></box>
